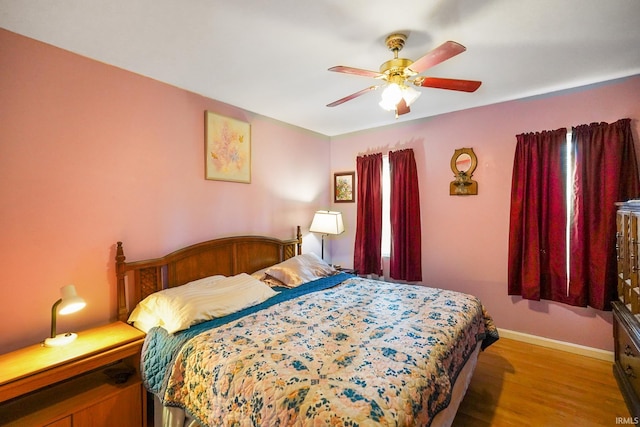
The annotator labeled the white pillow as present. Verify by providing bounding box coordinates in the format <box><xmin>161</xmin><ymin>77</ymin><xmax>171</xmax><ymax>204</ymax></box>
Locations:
<box><xmin>265</xmin><ymin>253</ymin><xmax>336</xmax><ymax>287</ymax></box>
<box><xmin>128</xmin><ymin>273</ymin><xmax>278</xmax><ymax>334</ymax></box>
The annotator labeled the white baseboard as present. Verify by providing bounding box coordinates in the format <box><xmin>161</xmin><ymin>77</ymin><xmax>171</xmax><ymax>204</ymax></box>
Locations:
<box><xmin>498</xmin><ymin>328</ymin><xmax>614</xmax><ymax>362</ymax></box>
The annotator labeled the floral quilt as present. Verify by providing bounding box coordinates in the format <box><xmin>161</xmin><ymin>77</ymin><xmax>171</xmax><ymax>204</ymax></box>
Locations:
<box><xmin>148</xmin><ymin>276</ymin><xmax>497</xmax><ymax>427</ymax></box>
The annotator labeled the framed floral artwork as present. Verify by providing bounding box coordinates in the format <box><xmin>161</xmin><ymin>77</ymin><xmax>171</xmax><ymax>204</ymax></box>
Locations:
<box><xmin>205</xmin><ymin>111</ymin><xmax>251</xmax><ymax>183</ymax></box>
<box><xmin>334</xmin><ymin>171</ymin><xmax>355</xmax><ymax>203</ymax></box>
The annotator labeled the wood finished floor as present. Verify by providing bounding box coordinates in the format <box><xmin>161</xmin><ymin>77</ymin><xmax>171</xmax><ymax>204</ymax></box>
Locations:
<box><xmin>452</xmin><ymin>337</ymin><xmax>630</xmax><ymax>426</ymax></box>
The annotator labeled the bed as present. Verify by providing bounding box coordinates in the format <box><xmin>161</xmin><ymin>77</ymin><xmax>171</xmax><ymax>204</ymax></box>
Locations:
<box><xmin>116</xmin><ymin>226</ymin><xmax>498</xmax><ymax>427</ymax></box>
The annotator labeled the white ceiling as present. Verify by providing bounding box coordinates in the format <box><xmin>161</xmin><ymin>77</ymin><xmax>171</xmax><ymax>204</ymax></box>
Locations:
<box><xmin>2</xmin><ymin>0</ymin><xmax>640</xmax><ymax>136</ymax></box>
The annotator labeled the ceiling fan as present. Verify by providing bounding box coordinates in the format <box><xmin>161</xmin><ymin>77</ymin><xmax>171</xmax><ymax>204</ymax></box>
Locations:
<box><xmin>327</xmin><ymin>33</ymin><xmax>482</xmax><ymax>117</ymax></box>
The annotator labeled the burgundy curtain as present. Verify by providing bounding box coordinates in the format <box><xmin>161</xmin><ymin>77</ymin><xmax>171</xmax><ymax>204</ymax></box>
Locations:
<box><xmin>508</xmin><ymin>128</ymin><xmax>568</xmax><ymax>302</ymax></box>
<box><xmin>353</xmin><ymin>153</ymin><xmax>382</xmax><ymax>276</ymax></box>
<box><xmin>389</xmin><ymin>149</ymin><xmax>422</xmax><ymax>281</ymax></box>
<box><xmin>570</xmin><ymin>119</ymin><xmax>640</xmax><ymax>310</ymax></box>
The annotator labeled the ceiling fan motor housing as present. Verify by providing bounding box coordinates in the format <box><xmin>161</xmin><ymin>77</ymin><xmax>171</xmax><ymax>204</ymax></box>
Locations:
<box><xmin>380</xmin><ymin>58</ymin><xmax>415</xmax><ymax>83</ymax></box>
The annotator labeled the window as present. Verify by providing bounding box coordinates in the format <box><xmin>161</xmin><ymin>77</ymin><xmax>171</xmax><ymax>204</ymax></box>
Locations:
<box><xmin>354</xmin><ymin>149</ymin><xmax>422</xmax><ymax>281</ymax></box>
<box><xmin>564</xmin><ymin>130</ymin><xmax>572</xmax><ymax>295</ymax></box>
<box><xmin>381</xmin><ymin>155</ymin><xmax>391</xmax><ymax>256</ymax></box>
<box><xmin>508</xmin><ymin>119</ymin><xmax>639</xmax><ymax>310</ymax></box>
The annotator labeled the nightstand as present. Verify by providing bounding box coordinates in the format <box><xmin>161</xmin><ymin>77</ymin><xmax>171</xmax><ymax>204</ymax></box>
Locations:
<box><xmin>335</xmin><ymin>266</ymin><xmax>358</xmax><ymax>275</ymax></box>
<box><xmin>0</xmin><ymin>321</ymin><xmax>146</xmax><ymax>427</ymax></box>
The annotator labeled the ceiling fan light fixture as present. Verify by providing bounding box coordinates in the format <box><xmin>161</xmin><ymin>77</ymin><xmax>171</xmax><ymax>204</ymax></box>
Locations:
<box><xmin>378</xmin><ymin>98</ymin><xmax>397</xmax><ymax>111</ymax></box>
<box><xmin>379</xmin><ymin>83</ymin><xmax>403</xmax><ymax>111</ymax></box>
<box><xmin>379</xmin><ymin>83</ymin><xmax>421</xmax><ymax>111</ymax></box>
<box><xmin>402</xmin><ymin>85</ymin><xmax>421</xmax><ymax>107</ymax></box>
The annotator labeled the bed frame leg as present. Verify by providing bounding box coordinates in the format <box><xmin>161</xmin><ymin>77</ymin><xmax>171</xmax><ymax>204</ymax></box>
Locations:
<box><xmin>116</xmin><ymin>242</ymin><xmax>128</xmax><ymax>322</ymax></box>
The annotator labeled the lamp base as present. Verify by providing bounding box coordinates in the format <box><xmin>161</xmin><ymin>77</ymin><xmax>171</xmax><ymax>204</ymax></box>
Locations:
<box><xmin>44</xmin><ymin>332</ymin><xmax>78</xmax><ymax>347</ymax></box>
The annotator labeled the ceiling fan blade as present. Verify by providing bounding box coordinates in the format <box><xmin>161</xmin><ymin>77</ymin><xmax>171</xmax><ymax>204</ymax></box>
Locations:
<box><xmin>327</xmin><ymin>86</ymin><xmax>379</xmax><ymax>107</ymax></box>
<box><xmin>414</xmin><ymin>77</ymin><xmax>482</xmax><ymax>92</ymax></box>
<box><xmin>329</xmin><ymin>66</ymin><xmax>384</xmax><ymax>79</ymax></box>
<box><xmin>406</xmin><ymin>41</ymin><xmax>467</xmax><ymax>75</ymax></box>
<box><xmin>396</xmin><ymin>98</ymin><xmax>410</xmax><ymax>117</ymax></box>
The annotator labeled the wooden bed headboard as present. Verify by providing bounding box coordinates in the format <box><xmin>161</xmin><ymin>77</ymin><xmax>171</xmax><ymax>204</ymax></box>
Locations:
<box><xmin>115</xmin><ymin>226</ymin><xmax>302</xmax><ymax>322</ymax></box>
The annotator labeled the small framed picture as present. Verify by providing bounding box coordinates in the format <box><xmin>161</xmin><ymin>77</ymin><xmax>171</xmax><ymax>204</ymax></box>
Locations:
<box><xmin>334</xmin><ymin>171</ymin><xmax>355</xmax><ymax>203</ymax></box>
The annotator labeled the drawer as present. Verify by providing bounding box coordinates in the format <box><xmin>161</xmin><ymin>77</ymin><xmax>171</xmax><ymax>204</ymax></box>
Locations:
<box><xmin>0</xmin><ymin>362</ymin><xmax>142</xmax><ymax>427</ymax></box>
<box><xmin>617</xmin><ymin>318</ymin><xmax>640</xmax><ymax>396</ymax></box>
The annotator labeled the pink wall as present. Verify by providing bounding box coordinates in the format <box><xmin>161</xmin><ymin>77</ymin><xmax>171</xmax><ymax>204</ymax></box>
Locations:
<box><xmin>0</xmin><ymin>29</ymin><xmax>331</xmax><ymax>353</ymax></box>
<box><xmin>329</xmin><ymin>75</ymin><xmax>640</xmax><ymax>351</ymax></box>
<box><xmin>3</xmin><ymin>27</ymin><xmax>639</xmax><ymax>355</ymax></box>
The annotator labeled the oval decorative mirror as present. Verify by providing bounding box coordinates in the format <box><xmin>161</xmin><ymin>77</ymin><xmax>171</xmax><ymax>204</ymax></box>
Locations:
<box><xmin>455</xmin><ymin>153</ymin><xmax>472</xmax><ymax>173</ymax></box>
<box><xmin>450</xmin><ymin>147</ymin><xmax>478</xmax><ymax>195</ymax></box>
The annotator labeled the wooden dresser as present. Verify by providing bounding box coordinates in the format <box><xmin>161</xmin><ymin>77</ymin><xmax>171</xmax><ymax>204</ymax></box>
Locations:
<box><xmin>614</xmin><ymin>201</ymin><xmax>640</xmax><ymax>417</ymax></box>
<box><xmin>0</xmin><ymin>322</ymin><xmax>146</xmax><ymax>427</ymax></box>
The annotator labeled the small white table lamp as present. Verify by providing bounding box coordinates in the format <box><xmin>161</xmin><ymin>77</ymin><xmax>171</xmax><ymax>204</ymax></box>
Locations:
<box><xmin>310</xmin><ymin>210</ymin><xmax>345</xmax><ymax>259</ymax></box>
<box><xmin>44</xmin><ymin>285</ymin><xmax>86</xmax><ymax>347</ymax></box>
